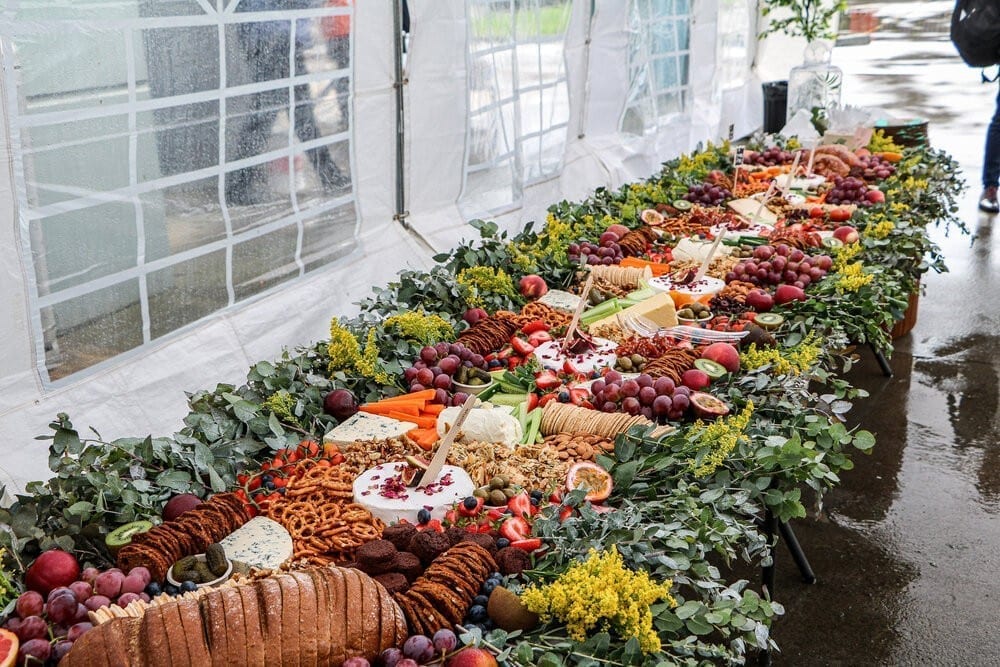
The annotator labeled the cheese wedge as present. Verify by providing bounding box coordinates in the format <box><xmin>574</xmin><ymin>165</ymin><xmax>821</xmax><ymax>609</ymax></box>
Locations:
<box><xmin>588</xmin><ymin>293</ymin><xmax>678</xmax><ymax>332</ymax></box>
<box><xmin>323</xmin><ymin>412</ymin><xmax>417</xmax><ymax>445</ymax></box>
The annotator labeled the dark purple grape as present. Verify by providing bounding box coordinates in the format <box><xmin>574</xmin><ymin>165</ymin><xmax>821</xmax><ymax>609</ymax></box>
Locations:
<box><xmin>403</xmin><ymin>635</ymin><xmax>435</xmax><ymax>662</ymax></box>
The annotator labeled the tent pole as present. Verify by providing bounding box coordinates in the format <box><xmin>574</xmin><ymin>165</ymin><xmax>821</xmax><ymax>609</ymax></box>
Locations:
<box><xmin>392</xmin><ymin>0</ymin><xmax>409</xmax><ymax>230</ymax></box>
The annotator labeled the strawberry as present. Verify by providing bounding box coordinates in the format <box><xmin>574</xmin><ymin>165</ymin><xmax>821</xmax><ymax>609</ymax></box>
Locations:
<box><xmin>486</xmin><ymin>508</ymin><xmax>506</xmax><ymax>522</ymax></box>
<box><xmin>507</xmin><ymin>492</ymin><xmax>532</xmax><ymax>519</ymax></box>
<box><xmin>423</xmin><ymin>519</ymin><xmax>444</xmax><ymax>533</ymax></box>
<box><xmin>496</xmin><ymin>346</ymin><xmax>514</xmax><ymax>360</ymax></box>
<box><xmin>465</xmin><ymin>523</ymin><xmax>481</xmax><ymax>533</ymax></box>
<box><xmin>525</xmin><ymin>393</ymin><xmax>540</xmax><ymax>412</ymax></box>
<box><xmin>458</xmin><ymin>496</ymin><xmax>484</xmax><ymax>518</ymax></box>
<box><xmin>562</xmin><ymin>359</ymin><xmax>586</xmax><ymax>375</ymax></box>
<box><xmin>535</xmin><ymin>370</ymin><xmax>561</xmax><ymax>391</ymax></box>
<box><xmin>569</xmin><ymin>388</ymin><xmax>591</xmax><ymax>406</ymax></box>
<box><xmin>527</xmin><ymin>330</ymin><xmax>553</xmax><ymax>347</ymax></box>
<box><xmin>477</xmin><ymin>523</ymin><xmax>493</xmax><ymax>534</ymax></box>
<box><xmin>538</xmin><ymin>392</ymin><xmax>559</xmax><ymax>408</ymax></box>
<box><xmin>510</xmin><ymin>337</ymin><xmax>535</xmax><ymax>356</ymax></box>
<box><xmin>520</xmin><ymin>320</ymin><xmax>549</xmax><ymax>335</ymax></box>
<box><xmin>558</xmin><ymin>505</ymin><xmax>574</xmax><ymax>522</ymax></box>
<box><xmin>508</xmin><ymin>355</ymin><xmax>524</xmax><ymax>370</ymax></box>
<box><xmin>499</xmin><ymin>517</ymin><xmax>531</xmax><ymax>542</ymax></box>
<box><xmin>510</xmin><ymin>538</ymin><xmax>542</xmax><ymax>552</ymax></box>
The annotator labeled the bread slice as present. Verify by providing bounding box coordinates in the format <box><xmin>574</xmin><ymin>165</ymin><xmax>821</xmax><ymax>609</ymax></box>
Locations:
<box><xmin>178</xmin><ymin>596</ymin><xmax>213</xmax><ymax>665</ymax></box>
<box><xmin>318</xmin><ymin>567</ymin><xmax>348</xmax><ymax>666</ymax></box>
<box><xmin>61</xmin><ymin>617</ymin><xmax>113</xmax><ymax>667</ymax></box>
<box><xmin>341</xmin><ymin>568</ymin><xmax>365</xmax><ymax>659</ymax></box>
<box><xmin>139</xmin><ymin>604</ymin><xmax>175</xmax><ymax>667</ymax></box>
<box><xmin>370</xmin><ymin>577</ymin><xmax>398</xmax><ymax>656</ymax></box>
<box><xmin>156</xmin><ymin>600</ymin><xmax>193</xmax><ymax>667</ymax></box>
<box><xmin>288</xmin><ymin>571</ymin><xmax>318</xmax><ymax>667</ymax></box>
<box><xmin>219</xmin><ymin>587</ymin><xmax>248</xmax><ymax>667</ymax></box>
<box><xmin>201</xmin><ymin>590</ymin><xmax>229</xmax><ymax>667</ymax></box>
<box><xmin>255</xmin><ymin>576</ymin><xmax>284</xmax><ymax>661</ymax></box>
<box><xmin>276</xmin><ymin>574</ymin><xmax>302</xmax><ymax>666</ymax></box>
<box><xmin>304</xmin><ymin>569</ymin><xmax>334</xmax><ymax>664</ymax></box>
<box><xmin>238</xmin><ymin>583</ymin><xmax>267</xmax><ymax>667</ymax></box>
<box><xmin>356</xmin><ymin>571</ymin><xmax>384</xmax><ymax>658</ymax></box>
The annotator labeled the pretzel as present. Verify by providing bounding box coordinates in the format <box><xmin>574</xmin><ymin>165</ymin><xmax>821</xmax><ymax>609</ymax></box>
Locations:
<box><xmin>264</xmin><ymin>466</ymin><xmax>384</xmax><ymax>565</ymax></box>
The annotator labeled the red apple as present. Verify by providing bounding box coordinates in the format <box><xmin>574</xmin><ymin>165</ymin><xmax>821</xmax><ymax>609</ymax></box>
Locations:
<box><xmin>832</xmin><ymin>225</ymin><xmax>859</xmax><ymax>244</ymax></box>
<box><xmin>606</xmin><ymin>223</ymin><xmax>630</xmax><ymax>239</ymax></box>
<box><xmin>162</xmin><ymin>493</ymin><xmax>203</xmax><ymax>522</ymax></box>
<box><xmin>745</xmin><ymin>289</ymin><xmax>774</xmax><ymax>312</ymax></box>
<box><xmin>774</xmin><ymin>284</ymin><xmax>807</xmax><ymax>305</ymax></box>
<box><xmin>681</xmin><ymin>369</ymin><xmax>711</xmax><ymax>391</ymax></box>
<box><xmin>463</xmin><ymin>308</ymin><xmax>488</xmax><ymax>325</ymax></box>
<box><xmin>864</xmin><ymin>189</ymin><xmax>885</xmax><ymax>204</ymax></box>
<box><xmin>24</xmin><ymin>550</ymin><xmax>80</xmax><ymax>596</ymax></box>
<box><xmin>701</xmin><ymin>343</ymin><xmax>740</xmax><ymax>374</ymax></box>
<box><xmin>518</xmin><ymin>274</ymin><xmax>548</xmax><ymax>299</ymax></box>
<box><xmin>444</xmin><ymin>647</ymin><xmax>499</xmax><ymax>667</ymax></box>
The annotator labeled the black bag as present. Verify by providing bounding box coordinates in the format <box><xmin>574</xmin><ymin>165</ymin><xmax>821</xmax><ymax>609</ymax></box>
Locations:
<box><xmin>951</xmin><ymin>0</ymin><xmax>1000</xmax><ymax>67</ymax></box>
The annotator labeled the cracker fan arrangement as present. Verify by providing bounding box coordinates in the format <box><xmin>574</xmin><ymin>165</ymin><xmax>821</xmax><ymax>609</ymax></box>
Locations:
<box><xmin>0</xmin><ymin>134</ymin><xmax>966</xmax><ymax>666</ymax></box>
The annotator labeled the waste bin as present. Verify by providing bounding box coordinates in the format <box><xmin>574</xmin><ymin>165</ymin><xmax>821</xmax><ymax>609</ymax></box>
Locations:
<box><xmin>762</xmin><ymin>81</ymin><xmax>788</xmax><ymax>134</ymax></box>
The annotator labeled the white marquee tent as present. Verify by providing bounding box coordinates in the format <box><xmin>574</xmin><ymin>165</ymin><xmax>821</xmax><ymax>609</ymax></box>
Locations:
<box><xmin>0</xmin><ymin>0</ymin><xmax>806</xmax><ymax>496</ymax></box>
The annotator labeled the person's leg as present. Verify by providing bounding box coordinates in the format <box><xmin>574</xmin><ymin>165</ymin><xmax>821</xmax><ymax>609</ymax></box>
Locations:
<box><xmin>292</xmin><ymin>47</ymin><xmax>347</xmax><ymax>191</ymax></box>
<box><xmin>980</xmin><ymin>85</ymin><xmax>1000</xmax><ymax>212</ymax></box>
<box><xmin>328</xmin><ymin>35</ymin><xmax>351</xmax><ymax>126</ymax></box>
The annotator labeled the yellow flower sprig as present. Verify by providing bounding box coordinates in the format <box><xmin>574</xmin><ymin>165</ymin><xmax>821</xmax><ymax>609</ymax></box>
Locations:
<box><xmin>456</xmin><ymin>266</ymin><xmax>518</xmax><ymax>308</ymax></box>
<box><xmin>691</xmin><ymin>401</ymin><xmax>755</xmax><ymax>478</ymax></box>
<box><xmin>521</xmin><ymin>548</ymin><xmax>676</xmax><ymax>653</ymax></box>
<box><xmin>740</xmin><ymin>332</ymin><xmax>821</xmax><ymax>377</ymax></box>
<box><xmin>833</xmin><ymin>261</ymin><xmax>874</xmax><ymax>293</ymax></box>
<box><xmin>261</xmin><ymin>390</ymin><xmax>300</xmax><ymax>427</ymax></box>
<box><xmin>867</xmin><ymin>129</ymin><xmax>903</xmax><ymax>154</ymax></box>
<box><xmin>384</xmin><ymin>310</ymin><xmax>454</xmax><ymax>345</ymax></box>
<box><xmin>863</xmin><ymin>216</ymin><xmax>895</xmax><ymax>240</ymax></box>
<box><xmin>327</xmin><ymin>320</ymin><xmax>392</xmax><ymax>385</ymax></box>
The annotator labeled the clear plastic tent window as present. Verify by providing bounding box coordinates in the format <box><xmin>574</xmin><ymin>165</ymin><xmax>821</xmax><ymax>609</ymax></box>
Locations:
<box><xmin>620</xmin><ymin>0</ymin><xmax>692</xmax><ymax>135</ymax></box>
<box><xmin>2</xmin><ymin>0</ymin><xmax>357</xmax><ymax>384</ymax></box>
<box><xmin>717</xmin><ymin>0</ymin><xmax>754</xmax><ymax>90</ymax></box>
<box><xmin>460</xmin><ymin>0</ymin><xmax>572</xmax><ymax>217</ymax></box>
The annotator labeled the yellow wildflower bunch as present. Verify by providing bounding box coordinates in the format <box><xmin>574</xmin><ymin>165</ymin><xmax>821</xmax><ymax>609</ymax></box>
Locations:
<box><xmin>327</xmin><ymin>320</ymin><xmax>392</xmax><ymax>384</ymax></box>
<box><xmin>674</xmin><ymin>140</ymin><xmax>731</xmax><ymax>180</ymax></box>
<box><xmin>456</xmin><ymin>266</ymin><xmax>519</xmax><ymax>307</ymax></box>
<box><xmin>262</xmin><ymin>390</ymin><xmax>300</xmax><ymax>427</ymax></box>
<box><xmin>385</xmin><ymin>311</ymin><xmax>454</xmax><ymax>345</ymax></box>
<box><xmin>521</xmin><ymin>548</ymin><xmax>676</xmax><ymax>653</ymax></box>
<box><xmin>691</xmin><ymin>401</ymin><xmax>755</xmax><ymax>478</ymax></box>
<box><xmin>866</xmin><ymin>129</ymin><xmax>903</xmax><ymax>154</ymax></box>
<box><xmin>834</xmin><ymin>262</ymin><xmax>874</xmax><ymax>293</ymax></box>
<box><xmin>889</xmin><ymin>201</ymin><xmax>909</xmax><ymax>215</ymax></box>
<box><xmin>740</xmin><ymin>332</ymin><xmax>821</xmax><ymax>377</ymax></box>
<box><xmin>864</xmin><ymin>217</ymin><xmax>895</xmax><ymax>240</ymax></box>
<box><xmin>0</xmin><ymin>548</ymin><xmax>14</xmax><ymax>608</ymax></box>
<box><xmin>833</xmin><ymin>242</ymin><xmax>863</xmax><ymax>270</ymax></box>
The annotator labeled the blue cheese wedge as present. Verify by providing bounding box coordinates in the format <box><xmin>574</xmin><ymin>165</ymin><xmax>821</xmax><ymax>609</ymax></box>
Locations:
<box><xmin>537</xmin><ymin>289</ymin><xmax>581</xmax><ymax>313</ymax></box>
<box><xmin>323</xmin><ymin>412</ymin><xmax>417</xmax><ymax>445</ymax></box>
<box><xmin>218</xmin><ymin>517</ymin><xmax>293</xmax><ymax>570</ymax></box>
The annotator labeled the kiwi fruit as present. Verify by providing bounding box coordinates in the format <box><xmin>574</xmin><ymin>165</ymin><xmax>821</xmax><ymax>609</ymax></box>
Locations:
<box><xmin>487</xmin><ymin>586</ymin><xmax>539</xmax><ymax>632</ymax></box>
<box><xmin>105</xmin><ymin>520</ymin><xmax>153</xmax><ymax>556</ymax></box>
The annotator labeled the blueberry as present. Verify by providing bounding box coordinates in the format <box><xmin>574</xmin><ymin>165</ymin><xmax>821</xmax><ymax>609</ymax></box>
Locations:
<box><xmin>463</xmin><ymin>496</ymin><xmax>479</xmax><ymax>511</ymax></box>
<box><xmin>164</xmin><ymin>584</ymin><xmax>180</xmax><ymax>596</ymax></box>
<box><xmin>489</xmin><ymin>571</ymin><xmax>502</xmax><ymax>581</ymax></box>
<box><xmin>467</xmin><ymin>605</ymin><xmax>488</xmax><ymax>623</ymax></box>
<box><xmin>529</xmin><ymin>490</ymin><xmax>543</xmax><ymax>501</ymax></box>
<box><xmin>480</xmin><ymin>580</ymin><xmax>497</xmax><ymax>595</ymax></box>
<box><xmin>264</xmin><ymin>481</ymin><xmax>276</xmax><ymax>491</ymax></box>
<box><xmin>558</xmin><ymin>391</ymin><xmax>570</xmax><ymax>403</ymax></box>
<box><xmin>261</xmin><ymin>474</ymin><xmax>273</xmax><ymax>484</ymax></box>
<box><xmin>180</xmin><ymin>580</ymin><xmax>198</xmax><ymax>593</ymax></box>
<box><xmin>483</xmin><ymin>619</ymin><xmax>495</xmax><ymax>630</ymax></box>
<box><xmin>530</xmin><ymin>496</ymin><xmax>540</xmax><ymax>506</ymax></box>
<box><xmin>145</xmin><ymin>581</ymin><xmax>162</xmax><ymax>597</ymax></box>
<box><xmin>473</xmin><ymin>594</ymin><xmax>489</xmax><ymax>607</ymax></box>
<box><xmin>496</xmin><ymin>537</ymin><xmax>511</xmax><ymax>549</ymax></box>
<box><xmin>417</xmin><ymin>508</ymin><xmax>431</xmax><ymax>525</ymax></box>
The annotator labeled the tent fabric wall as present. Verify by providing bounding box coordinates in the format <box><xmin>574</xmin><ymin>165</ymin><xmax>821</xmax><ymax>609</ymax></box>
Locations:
<box><xmin>0</xmin><ymin>0</ymin><xmax>763</xmax><ymax>497</ymax></box>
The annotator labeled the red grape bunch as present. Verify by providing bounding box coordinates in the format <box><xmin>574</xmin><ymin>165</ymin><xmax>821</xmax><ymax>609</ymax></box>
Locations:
<box><xmin>683</xmin><ymin>182</ymin><xmax>733</xmax><ymax>207</ymax></box>
<box><xmin>745</xmin><ymin>147</ymin><xmax>795</xmax><ymax>166</ymax></box>
<box><xmin>403</xmin><ymin>342</ymin><xmax>489</xmax><ymax>406</ymax></box>
<box><xmin>851</xmin><ymin>153</ymin><xmax>896</xmax><ymax>181</ymax></box>
<box><xmin>725</xmin><ymin>244</ymin><xmax>833</xmax><ymax>290</ymax></box>
<box><xmin>568</xmin><ymin>231</ymin><xmax>624</xmax><ymax>266</ymax></box>
<box><xmin>590</xmin><ymin>370</ymin><xmax>694</xmax><ymax>422</ymax></box>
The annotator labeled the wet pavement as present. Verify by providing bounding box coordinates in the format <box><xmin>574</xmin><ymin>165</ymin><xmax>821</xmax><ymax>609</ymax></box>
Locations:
<box><xmin>764</xmin><ymin>3</ymin><xmax>1000</xmax><ymax>665</ymax></box>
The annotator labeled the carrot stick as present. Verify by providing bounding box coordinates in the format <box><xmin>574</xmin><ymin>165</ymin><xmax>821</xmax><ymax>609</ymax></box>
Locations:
<box><xmin>375</xmin><ymin>389</ymin><xmax>435</xmax><ymax>403</ymax></box>
<box><xmin>390</xmin><ymin>412</ymin><xmax>436</xmax><ymax>429</ymax></box>
<box><xmin>422</xmin><ymin>404</ymin><xmax>446</xmax><ymax>415</ymax></box>
<box><xmin>360</xmin><ymin>403</ymin><xmax>421</xmax><ymax>416</ymax></box>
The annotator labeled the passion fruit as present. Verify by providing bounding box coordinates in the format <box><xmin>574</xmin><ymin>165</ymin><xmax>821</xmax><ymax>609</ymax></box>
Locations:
<box><xmin>565</xmin><ymin>461</ymin><xmax>613</xmax><ymax>503</ymax></box>
<box><xmin>689</xmin><ymin>392</ymin><xmax>731</xmax><ymax>419</ymax></box>
<box><xmin>487</xmin><ymin>586</ymin><xmax>539</xmax><ymax>632</ymax></box>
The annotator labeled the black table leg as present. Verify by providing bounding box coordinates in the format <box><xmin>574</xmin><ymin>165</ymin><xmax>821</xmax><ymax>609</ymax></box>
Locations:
<box><xmin>870</xmin><ymin>343</ymin><xmax>893</xmax><ymax>377</ymax></box>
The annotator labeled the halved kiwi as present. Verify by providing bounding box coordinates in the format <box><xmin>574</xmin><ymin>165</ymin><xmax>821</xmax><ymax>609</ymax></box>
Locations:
<box><xmin>672</xmin><ymin>199</ymin><xmax>693</xmax><ymax>211</ymax></box>
<box><xmin>694</xmin><ymin>358</ymin><xmax>728</xmax><ymax>379</ymax></box>
<box><xmin>753</xmin><ymin>313</ymin><xmax>785</xmax><ymax>330</ymax></box>
<box><xmin>106</xmin><ymin>520</ymin><xmax>153</xmax><ymax>556</ymax></box>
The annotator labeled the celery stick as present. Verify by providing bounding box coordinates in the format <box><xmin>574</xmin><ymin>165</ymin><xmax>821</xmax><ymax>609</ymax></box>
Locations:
<box><xmin>524</xmin><ymin>408</ymin><xmax>541</xmax><ymax>445</ymax></box>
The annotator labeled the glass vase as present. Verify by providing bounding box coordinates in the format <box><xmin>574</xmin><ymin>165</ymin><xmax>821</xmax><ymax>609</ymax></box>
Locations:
<box><xmin>786</xmin><ymin>42</ymin><xmax>843</xmax><ymax>122</ymax></box>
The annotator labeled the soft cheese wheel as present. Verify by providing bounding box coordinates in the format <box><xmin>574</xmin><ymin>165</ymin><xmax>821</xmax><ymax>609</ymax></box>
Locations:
<box><xmin>353</xmin><ymin>463</ymin><xmax>476</xmax><ymax>525</ymax></box>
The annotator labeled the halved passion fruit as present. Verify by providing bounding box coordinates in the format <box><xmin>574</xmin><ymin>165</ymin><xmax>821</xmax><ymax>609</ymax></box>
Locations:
<box><xmin>640</xmin><ymin>208</ymin><xmax>665</xmax><ymax>225</ymax></box>
<box><xmin>822</xmin><ymin>236</ymin><xmax>844</xmax><ymax>249</ymax></box>
<box><xmin>565</xmin><ymin>461</ymin><xmax>613</xmax><ymax>503</ymax></box>
<box><xmin>693</xmin><ymin>358</ymin><xmax>727</xmax><ymax>379</ymax></box>
<box><xmin>689</xmin><ymin>392</ymin><xmax>731</xmax><ymax>419</ymax></box>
